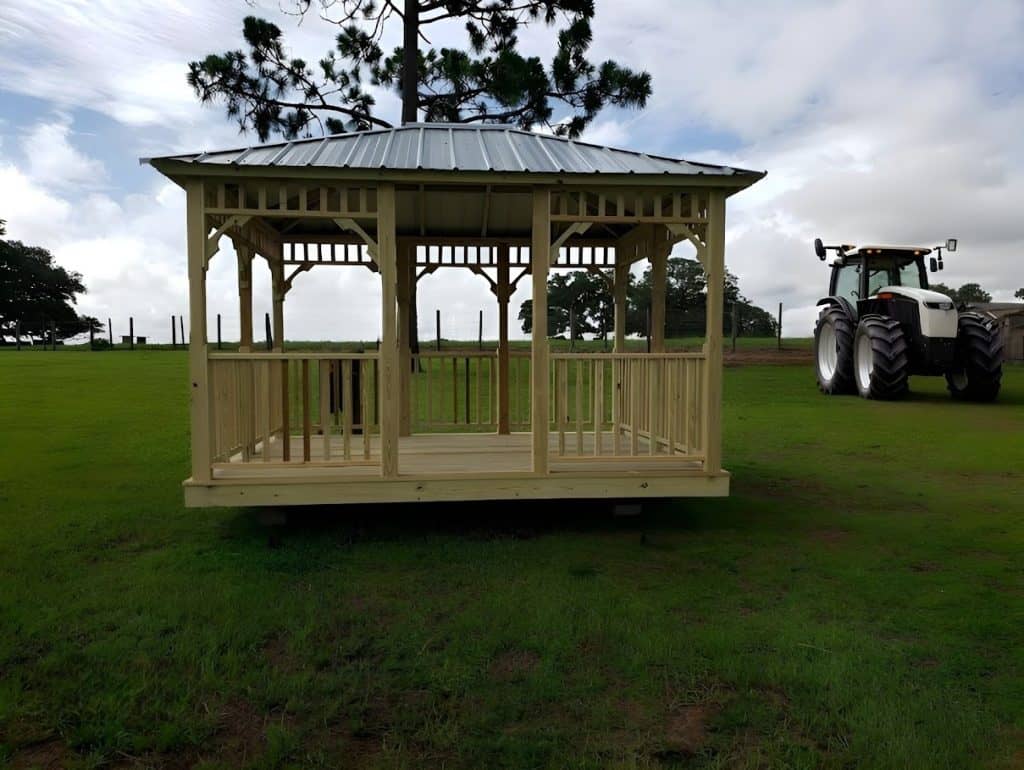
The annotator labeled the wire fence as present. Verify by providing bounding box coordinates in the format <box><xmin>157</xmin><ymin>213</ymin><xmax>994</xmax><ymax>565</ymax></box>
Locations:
<box><xmin>2</xmin><ymin>301</ymin><xmax>788</xmax><ymax>352</ymax></box>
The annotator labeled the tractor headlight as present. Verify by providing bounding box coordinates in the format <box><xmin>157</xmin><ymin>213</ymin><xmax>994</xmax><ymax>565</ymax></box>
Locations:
<box><xmin>924</xmin><ymin>301</ymin><xmax>954</xmax><ymax>311</ymax></box>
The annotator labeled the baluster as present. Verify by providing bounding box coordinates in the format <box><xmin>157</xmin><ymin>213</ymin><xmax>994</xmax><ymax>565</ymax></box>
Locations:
<box><xmin>320</xmin><ymin>359</ymin><xmax>331</xmax><ymax>460</ymax></box>
<box><xmin>302</xmin><ymin>359</ymin><xmax>311</xmax><ymax>462</ymax></box>
<box><xmin>361</xmin><ymin>360</ymin><xmax>371</xmax><ymax>460</ymax></box>
<box><xmin>281</xmin><ymin>359</ymin><xmax>291</xmax><ymax>462</ymax></box>
<box><xmin>342</xmin><ymin>360</ymin><xmax>353</xmax><ymax>460</ymax></box>
<box><xmin>575</xmin><ymin>359</ymin><xmax>583</xmax><ymax>456</ymax></box>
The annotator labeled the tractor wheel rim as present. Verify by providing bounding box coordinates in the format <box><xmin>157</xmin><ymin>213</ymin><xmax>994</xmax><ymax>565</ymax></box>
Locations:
<box><xmin>856</xmin><ymin>332</ymin><xmax>873</xmax><ymax>391</ymax></box>
<box><xmin>818</xmin><ymin>322</ymin><xmax>837</xmax><ymax>380</ymax></box>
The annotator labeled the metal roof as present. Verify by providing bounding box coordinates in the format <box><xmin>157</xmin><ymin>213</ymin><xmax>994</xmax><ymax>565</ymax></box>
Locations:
<box><xmin>144</xmin><ymin>123</ymin><xmax>761</xmax><ymax>178</ymax></box>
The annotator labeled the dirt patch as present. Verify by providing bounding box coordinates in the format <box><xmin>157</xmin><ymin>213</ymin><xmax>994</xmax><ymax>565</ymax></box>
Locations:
<box><xmin>198</xmin><ymin>697</ymin><xmax>294</xmax><ymax>768</ymax></box>
<box><xmin>489</xmin><ymin>649</ymin><xmax>540</xmax><ymax>681</ymax></box>
<box><xmin>662</xmin><ymin>703</ymin><xmax>720</xmax><ymax>757</ymax></box>
<box><xmin>724</xmin><ymin>348</ymin><xmax>813</xmax><ymax>367</ymax></box>
<box><xmin>8</xmin><ymin>736</ymin><xmax>74</xmax><ymax>770</ymax></box>
<box><xmin>811</xmin><ymin>528</ymin><xmax>850</xmax><ymax>546</ymax></box>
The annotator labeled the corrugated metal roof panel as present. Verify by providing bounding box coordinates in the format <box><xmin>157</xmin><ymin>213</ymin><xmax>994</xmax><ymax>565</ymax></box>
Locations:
<box><xmin>145</xmin><ymin>123</ymin><xmax>761</xmax><ymax>179</ymax></box>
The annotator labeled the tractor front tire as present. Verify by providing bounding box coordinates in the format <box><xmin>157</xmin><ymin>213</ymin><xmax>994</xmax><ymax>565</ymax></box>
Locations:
<box><xmin>853</xmin><ymin>315</ymin><xmax>909</xmax><ymax>400</ymax></box>
<box><xmin>814</xmin><ymin>305</ymin><xmax>855</xmax><ymax>394</ymax></box>
<box><xmin>946</xmin><ymin>313</ymin><xmax>1002</xmax><ymax>402</ymax></box>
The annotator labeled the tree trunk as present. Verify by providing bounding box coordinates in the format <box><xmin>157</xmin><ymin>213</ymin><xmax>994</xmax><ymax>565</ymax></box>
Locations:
<box><xmin>402</xmin><ymin>0</ymin><xmax>418</xmax><ymax>124</ymax></box>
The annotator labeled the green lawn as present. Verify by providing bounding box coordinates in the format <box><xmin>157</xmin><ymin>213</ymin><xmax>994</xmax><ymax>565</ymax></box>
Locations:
<box><xmin>1</xmin><ymin>353</ymin><xmax>1021</xmax><ymax>769</ymax></box>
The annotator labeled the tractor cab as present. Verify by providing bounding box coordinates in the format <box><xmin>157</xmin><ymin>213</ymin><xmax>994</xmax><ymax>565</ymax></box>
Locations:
<box><xmin>828</xmin><ymin>246</ymin><xmax>931</xmax><ymax>304</ymax></box>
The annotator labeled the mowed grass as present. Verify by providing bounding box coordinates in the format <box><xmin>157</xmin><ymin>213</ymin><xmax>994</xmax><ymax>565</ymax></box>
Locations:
<box><xmin>0</xmin><ymin>352</ymin><xmax>1022</xmax><ymax>769</ymax></box>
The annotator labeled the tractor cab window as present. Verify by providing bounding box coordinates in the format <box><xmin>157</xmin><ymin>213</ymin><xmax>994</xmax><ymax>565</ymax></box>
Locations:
<box><xmin>897</xmin><ymin>260</ymin><xmax>924</xmax><ymax>289</ymax></box>
<box><xmin>834</xmin><ymin>263</ymin><xmax>860</xmax><ymax>300</ymax></box>
<box><xmin>866</xmin><ymin>266</ymin><xmax>892</xmax><ymax>297</ymax></box>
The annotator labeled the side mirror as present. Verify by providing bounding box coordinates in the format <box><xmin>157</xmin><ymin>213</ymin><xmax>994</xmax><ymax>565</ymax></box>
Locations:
<box><xmin>814</xmin><ymin>238</ymin><xmax>826</xmax><ymax>261</ymax></box>
<box><xmin>946</xmin><ymin>238</ymin><xmax>957</xmax><ymax>253</ymax></box>
<box><xmin>929</xmin><ymin>257</ymin><xmax>938</xmax><ymax>272</ymax></box>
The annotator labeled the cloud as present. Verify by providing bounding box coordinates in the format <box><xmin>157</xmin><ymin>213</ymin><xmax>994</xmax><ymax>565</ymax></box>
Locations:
<box><xmin>20</xmin><ymin>118</ymin><xmax>107</xmax><ymax>189</ymax></box>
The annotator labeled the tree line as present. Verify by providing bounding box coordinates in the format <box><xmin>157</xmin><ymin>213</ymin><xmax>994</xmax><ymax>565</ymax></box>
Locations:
<box><xmin>517</xmin><ymin>257</ymin><xmax>779</xmax><ymax>339</ymax></box>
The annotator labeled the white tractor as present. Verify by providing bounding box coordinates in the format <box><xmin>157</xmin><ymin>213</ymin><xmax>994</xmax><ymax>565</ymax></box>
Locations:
<box><xmin>813</xmin><ymin>239</ymin><xmax>1003</xmax><ymax>401</ymax></box>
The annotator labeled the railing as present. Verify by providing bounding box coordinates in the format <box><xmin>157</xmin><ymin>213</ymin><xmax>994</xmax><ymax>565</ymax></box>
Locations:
<box><xmin>550</xmin><ymin>352</ymin><xmax>704</xmax><ymax>462</ymax></box>
<box><xmin>410</xmin><ymin>350</ymin><xmax>531</xmax><ymax>432</ymax></box>
<box><xmin>208</xmin><ymin>352</ymin><xmax>379</xmax><ymax>467</ymax></box>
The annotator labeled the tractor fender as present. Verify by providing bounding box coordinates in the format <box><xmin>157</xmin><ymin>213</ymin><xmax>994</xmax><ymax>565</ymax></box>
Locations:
<box><xmin>816</xmin><ymin>296</ymin><xmax>857</xmax><ymax>322</ymax></box>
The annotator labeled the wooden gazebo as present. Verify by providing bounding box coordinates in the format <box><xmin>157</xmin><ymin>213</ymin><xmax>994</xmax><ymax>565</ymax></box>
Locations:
<box><xmin>146</xmin><ymin>124</ymin><xmax>764</xmax><ymax>507</ymax></box>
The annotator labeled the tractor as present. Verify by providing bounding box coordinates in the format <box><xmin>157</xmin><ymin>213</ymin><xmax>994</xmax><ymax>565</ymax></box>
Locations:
<box><xmin>813</xmin><ymin>239</ymin><xmax>1003</xmax><ymax>401</ymax></box>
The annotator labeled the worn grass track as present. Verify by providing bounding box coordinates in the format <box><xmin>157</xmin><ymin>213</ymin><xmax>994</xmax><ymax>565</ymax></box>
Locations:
<box><xmin>0</xmin><ymin>352</ymin><xmax>1021</xmax><ymax>769</ymax></box>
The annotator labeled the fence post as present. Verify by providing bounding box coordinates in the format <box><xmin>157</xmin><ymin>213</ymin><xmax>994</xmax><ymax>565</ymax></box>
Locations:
<box><xmin>129</xmin><ymin>317</ymin><xmax>135</xmax><ymax>350</ymax></box>
<box><xmin>89</xmin><ymin>326</ymin><xmax>94</xmax><ymax>350</ymax></box>
<box><xmin>731</xmin><ymin>302</ymin><xmax>738</xmax><ymax>353</ymax></box>
<box><xmin>265</xmin><ymin>312</ymin><xmax>272</xmax><ymax>350</ymax></box>
<box><xmin>51</xmin><ymin>318</ymin><xmax>57</xmax><ymax>351</ymax></box>
<box><xmin>15</xmin><ymin>319</ymin><xmax>21</xmax><ymax>351</ymax></box>
<box><xmin>777</xmin><ymin>302</ymin><xmax>783</xmax><ymax>351</ymax></box>
<box><xmin>478</xmin><ymin>309</ymin><xmax>483</xmax><ymax>351</ymax></box>
<box><xmin>436</xmin><ymin>309</ymin><xmax>441</xmax><ymax>351</ymax></box>
<box><xmin>217</xmin><ymin>313</ymin><xmax>222</xmax><ymax>350</ymax></box>
<box><xmin>171</xmin><ymin>315</ymin><xmax>177</xmax><ymax>349</ymax></box>
<box><xmin>108</xmin><ymin>318</ymin><xmax>113</xmax><ymax>348</ymax></box>
<box><xmin>569</xmin><ymin>306</ymin><xmax>576</xmax><ymax>352</ymax></box>
<box><xmin>179</xmin><ymin>315</ymin><xmax>185</xmax><ymax>347</ymax></box>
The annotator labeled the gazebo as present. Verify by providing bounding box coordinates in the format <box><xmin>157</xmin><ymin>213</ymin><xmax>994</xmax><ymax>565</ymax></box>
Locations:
<box><xmin>145</xmin><ymin>124</ymin><xmax>764</xmax><ymax>507</ymax></box>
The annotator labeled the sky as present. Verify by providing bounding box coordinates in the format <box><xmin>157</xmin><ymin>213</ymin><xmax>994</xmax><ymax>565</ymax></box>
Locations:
<box><xmin>1</xmin><ymin>0</ymin><xmax>1021</xmax><ymax>343</ymax></box>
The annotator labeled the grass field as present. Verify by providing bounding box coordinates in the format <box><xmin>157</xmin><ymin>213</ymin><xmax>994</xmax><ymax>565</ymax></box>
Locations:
<box><xmin>1</xmin><ymin>352</ymin><xmax>1022</xmax><ymax>769</ymax></box>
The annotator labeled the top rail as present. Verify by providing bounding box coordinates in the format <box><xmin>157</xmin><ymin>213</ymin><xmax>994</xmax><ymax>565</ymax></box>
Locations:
<box><xmin>209</xmin><ymin>351</ymin><xmax>379</xmax><ymax>360</ymax></box>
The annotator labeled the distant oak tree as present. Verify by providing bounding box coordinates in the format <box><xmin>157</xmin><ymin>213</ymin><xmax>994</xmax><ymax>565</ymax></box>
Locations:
<box><xmin>931</xmin><ymin>281</ymin><xmax>992</xmax><ymax>305</ymax></box>
<box><xmin>1015</xmin><ymin>288</ymin><xmax>1023</xmax><ymax>300</ymax></box>
<box><xmin>188</xmin><ymin>0</ymin><xmax>651</xmax><ymax>354</ymax></box>
<box><xmin>0</xmin><ymin>239</ymin><xmax>102</xmax><ymax>341</ymax></box>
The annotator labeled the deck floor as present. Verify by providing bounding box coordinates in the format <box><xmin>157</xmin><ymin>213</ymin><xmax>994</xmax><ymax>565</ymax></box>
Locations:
<box><xmin>214</xmin><ymin>431</ymin><xmax>702</xmax><ymax>478</ymax></box>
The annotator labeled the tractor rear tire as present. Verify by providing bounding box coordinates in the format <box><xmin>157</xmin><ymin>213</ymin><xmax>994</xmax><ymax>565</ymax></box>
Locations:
<box><xmin>814</xmin><ymin>305</ymin><xmax>855</xmax><ymax>394</ymax></box>
<box><xmin>946</xmin><ymin>313</ymin><xmax>1002</xmax><ymax>402</ymax></box>
<box><xmin>853</xmin><ymin>315</ymin><xmax>909</xmax><ymax>400</ymax></box>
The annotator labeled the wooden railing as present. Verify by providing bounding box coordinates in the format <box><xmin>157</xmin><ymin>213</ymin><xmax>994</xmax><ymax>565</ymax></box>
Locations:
<box><xmin>550</xmin><ymin>352</ymin><xmax>704</xmax><ymax>462</ymax></box>
<box><xmin>410</xmin><ymin>350</ymin><xmax>531</xmax><ymax>432</ymax></box>
<box><xmin>208</xmin><ymin>352</ymin><xmax>379</xmax><ymax>466</ymax></box>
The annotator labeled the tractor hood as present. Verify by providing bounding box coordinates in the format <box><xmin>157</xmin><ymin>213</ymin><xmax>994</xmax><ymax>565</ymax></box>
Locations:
<box><xmin>877</xmin><ymin>286</ymin><xmax>954</xmax><ymax>305</ymax></box>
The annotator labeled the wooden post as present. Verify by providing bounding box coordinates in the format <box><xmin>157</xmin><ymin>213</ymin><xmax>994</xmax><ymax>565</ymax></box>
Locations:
<box><xmin>270</xmin><ymin>256</ymin><xmax>285</xmax><ymax>352</ymax></box>
<box><xmin>217</xmin><ymin>313</ymin><xmax>222</xmax><ymax>350</ymax></box>
<box><xmin>645</xmin><ymin>306</ymin><xmax>651</xmax><ymax>353</ymax></box>
<box><xmin>778</xmin><ymin>302</ymin><xmax>783</xmax><ymax>351</ymax></box>
<box><xmin>396</xmin><ymin>241</ymin><xmax>412</xmax><ymax>436</ymax></box>
<box><xmin>731</xmin><ymin>302</ymin><xmax>738</xmax><ymax>354</ymax></box>
<box><xmin>108</xmin><ymin>318</ymin><xmax>113</xmax><ymax>349</ymax></box>
<box><xmin>569</xmin><ymin>306</ymin><xmax>576</xmax><ymax>352</ymax></box>
<box><xmin>378</xmin><ymin>183</ymin><xmax>400</xmax><ymax>478</ymax></box>
<box><xmin>265</xmin><ymin>312</ymin><xmax>272</xmax><ymax>350</ymax></box>
<box><xmin>185</xmin><ymin>179</ymin><xmax>211</xmax><ymax>483</ymax></box>
<box><xmin>180</xmin><ymin>315</ymin><xmax>186</xmax><ymax>347</ymax></box>
<box><xmin>171</xmin><ymin>315</ymin><xmax>177</xmax><ymax>348</ymax></box>
<box><xmin>650</xmin><ymin>239</ymin><xmax>667</xmax><ymax>352</ymax></box>
<box><xmin>531</xmin><ymin>188</ymin><xmax>550</xmax><ymax>474</ymax></box>
<box><xmin>15</xmin><ymin>319</ymin><xmax>21</xmax><ymax>351</ymax></box>
<box><xmin>496</xmin><ymin>244</ymin><xmax>511</xmax><ymax>435</ymax></box>
<box><xmin>478</xmin><ymin>309</ymin><xmax>483</xmax><ymax>351</ymax></box>
<box><xmin>129</xmin><ymin>317</ymin><xmax>134</xmax><ymax>351</ymax></box>
<box><xmin>89</xmin><ymin>325</ymin><xmax>94</xmax><ymax>350</ymax></box>
<box><xmin>237</xmin><ymin>244</ymin><xmax>253</xmax><ymax>353</ymax></box>
<box><xmin>702</xmin><ymin>190</ymin><xmax>726</xmax><ymax>475</ymax></box>
<box><xmin>613</xmin><ymin>260</ymin><xmax>628</xmax><ymax>353</ymax></box>
<box><xmin>435</xmin><ymin>309</ymin><xmax>441</xmax><ymax>351</ymax></box>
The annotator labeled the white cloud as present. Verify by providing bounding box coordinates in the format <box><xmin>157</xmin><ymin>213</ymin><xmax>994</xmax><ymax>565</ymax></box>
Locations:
<box><xmin>20</xmin><ymin>118</ymin><xmax>107</xmax><ymax>189</ymax></box>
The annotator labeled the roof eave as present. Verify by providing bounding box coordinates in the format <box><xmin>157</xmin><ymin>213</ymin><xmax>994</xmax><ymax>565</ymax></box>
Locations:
<box><xmin>145</xmin><ymin>157</ymin><xmax>765</xmax><ymax>190</ymax></box>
